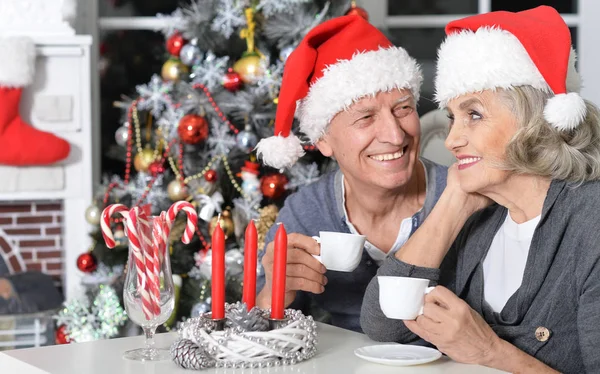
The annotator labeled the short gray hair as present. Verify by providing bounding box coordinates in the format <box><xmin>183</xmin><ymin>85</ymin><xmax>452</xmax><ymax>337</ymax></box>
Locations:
<box><xmin>500</xmin><ymin>86</ymin><xmax>600</xmax><ymax>183</ymax></box>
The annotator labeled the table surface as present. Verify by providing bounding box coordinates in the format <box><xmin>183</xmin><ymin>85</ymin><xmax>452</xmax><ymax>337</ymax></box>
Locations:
<box><xmin>0</xmin><ymin>323</ymin><xmax>506</xmax><ymax>374</ymax></box>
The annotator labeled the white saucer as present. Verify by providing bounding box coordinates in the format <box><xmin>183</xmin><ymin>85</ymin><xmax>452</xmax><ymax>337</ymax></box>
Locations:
<box><xmin>354</xmin><ymin>344</ymin><xmax>442</xmax><ymax>366</ymax></box>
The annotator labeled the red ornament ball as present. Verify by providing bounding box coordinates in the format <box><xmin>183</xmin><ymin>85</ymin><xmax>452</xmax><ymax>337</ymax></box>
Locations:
<box><xmin>345</xmin><ymin>4</ymin><xmax>369</xmax><ymax>20</ymax></box>
<box><xmin>260</xmin><ymin>173</ymin><xmax>289</xmax><ymax>200</ymax></box>
<box><xmin>55</xmin><ymin>325</ymin><xmax>71</xmax><ymax>345</ymax></box>
<box><xmin>77</xmin><ymin>253</ymin><xmax>97</xmax><ymax>273</ymax></box>
<box><xmin>223</xmin><ymin>68</ymin><xmax>243</xmax><ymax>92</ymax></box>
<box><xmin>148</xmin><ymin>161</ymin><xmax>165</xmax><ymax>177</ymax></box>
<box><xmin>204</xmin><ymin>169</ymin><xmax>217</xmax><ymax>182</ymax></box>
<box><xmin>178</xmin><ymin>114</ymin><xmax>209</xmax><ymax>144</ymax></box>
<box><xmin>166</xmin><ymin>33</ymin><xmax>187</xmax><ymax>57</ymax></box>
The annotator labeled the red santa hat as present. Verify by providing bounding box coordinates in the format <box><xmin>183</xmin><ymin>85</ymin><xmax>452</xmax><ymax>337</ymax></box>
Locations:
<box><xmin>435</xmin><ymin>6</ymin><xmax>585</xmax><ymax>131</ymax></box>
<box><xmin>256</xmin><ymin>15</ymin><xmax>423</xmax><ymax>169</ymax></box>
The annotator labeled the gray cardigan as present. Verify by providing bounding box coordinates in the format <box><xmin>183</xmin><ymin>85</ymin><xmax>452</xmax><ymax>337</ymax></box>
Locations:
<box><xmin>257</xmin><ymin>159</ymin><xmax>447</xmax><ymax>332</ymax></box>
<box><xmin>361</xmin><ymin>179</ymin><xmax>600</xmax><ymax>374</ymax></box>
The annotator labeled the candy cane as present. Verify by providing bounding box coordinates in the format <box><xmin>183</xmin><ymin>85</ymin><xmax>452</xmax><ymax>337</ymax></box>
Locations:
<box><xmin>126</xmin><ymin>207</ymin><xmax>155</xmax><ymax>321</ymax></box>
<box><xmin>157</xmin><ymin>211</ymin><xmax>168</xmax><ymax>261</ymax></box>
<box><xmin>149</xmin><ymin>216</ymin><xmax>166</xmax><ymax>317</ymax></box>
<box><xmin>165</xmin><ymin>201</ymin><xmax>198</xmax><ymax>244</ymax></box>
<box><xmin>100</xmin><ymin>204</ymin><xmax>130</xmax><ymax>248</ymax></box>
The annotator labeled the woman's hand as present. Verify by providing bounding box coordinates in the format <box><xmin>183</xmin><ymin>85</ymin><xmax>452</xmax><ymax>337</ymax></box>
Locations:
<box><xmin>256</xmin><ymin>233</ymin><xmax>327</xmax><ymax>309</ymax></box>
<box><xmin>444</xmin><ymin>163</ymin><xmax>493</xmax><ymax>216</ymax></box>
<box><xmin>404</xmin><ymin>286</ymin><xmax>501</xmax><ymax>366</ymax></box>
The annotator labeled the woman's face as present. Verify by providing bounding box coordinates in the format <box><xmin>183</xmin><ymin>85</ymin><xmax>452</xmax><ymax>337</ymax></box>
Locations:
<box><xmin>317</xmin><ymin>89</ymin><xmax>421</xmax><ymax>191</ymax></box>
<box><xmin>445</xmin><ymin>90</ymin><xmax>518</xmax><ymax>194</ymax></box>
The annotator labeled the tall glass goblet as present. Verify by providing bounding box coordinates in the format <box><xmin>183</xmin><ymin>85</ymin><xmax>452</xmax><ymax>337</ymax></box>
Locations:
<box><xmin>122</xmin><ymin>215</ymin><xmax>175</xmax><ymax>361</ymax></box>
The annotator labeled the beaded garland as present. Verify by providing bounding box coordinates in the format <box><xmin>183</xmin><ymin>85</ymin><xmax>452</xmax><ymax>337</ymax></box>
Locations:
<box><xmin>171</xmin><ymin>302</ymin><xmax>318</xmax><ymax>370</ymax></box>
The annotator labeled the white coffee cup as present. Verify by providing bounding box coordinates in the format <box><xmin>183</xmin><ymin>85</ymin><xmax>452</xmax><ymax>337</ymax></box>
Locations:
<box><xmin>378</xmin><ymin>276</ymin><xmax>435</xmax><ymax>320</ymax></box>
<box><xmin>311</xmin><ymin>231</ymin><xmax>366</xmax><ymax>272</ymax></box>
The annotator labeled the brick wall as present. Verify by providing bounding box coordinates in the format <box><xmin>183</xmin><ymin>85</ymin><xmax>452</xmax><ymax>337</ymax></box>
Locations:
<box><xmin>0</xmin><ymin>202</ymin><xmax>64</xmax><ymax>285</ymax></box>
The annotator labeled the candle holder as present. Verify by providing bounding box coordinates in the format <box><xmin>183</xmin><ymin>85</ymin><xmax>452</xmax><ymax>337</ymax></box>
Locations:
<box><xmin>267</xmin><ymin>317</ymin><xmax>290</xmax><ymax>330</ymax></box>
<box><xmin>200</xmin><ymin>312</ymin><xmax>226</xmax><ymax>331</ymax></box>
<box><xmin>171</xmin><ymin>302</ymin><xmax>318</xmax><ymax>370</ymax></box>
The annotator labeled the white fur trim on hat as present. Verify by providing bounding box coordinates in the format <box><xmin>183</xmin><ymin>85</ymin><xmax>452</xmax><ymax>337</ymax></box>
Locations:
<box><xmin>0</xmin><ymin>37</ymin><xmax>35</xmax><ymax>87</ymax></box>
<box><xmin>435</xmin><ymin>27</ymin><xmax>552</xmax><ymax>108</ymax></box>
<box><xmin>296</xmin><ymin>46</ymin><xmax>422</xmax><ymax>143</ymax></box>
<box><xmin>255</xmin><ymin>134</ymin><xmax>305</xmax><ymax>169</ymax></box>
<box><xmin>544</xmin><ymin>92</ymin><xmax>586</xmax><ymax>131</ymax></box>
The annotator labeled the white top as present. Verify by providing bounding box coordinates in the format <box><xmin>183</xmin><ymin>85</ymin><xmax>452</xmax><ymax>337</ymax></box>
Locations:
<box><xmin>341</xmin><ymin>175</ymin><xmax>413</xmax><ymax>265</ymax></box>
<box><xmin>0</xmin><ymin>322</ymin><xmax>506</xmax><ymax>374</ymax></box>
<box><xmin>483</xmin><ymin>213</ymin><xmax>541</xmax><ymax>313</ymax></box>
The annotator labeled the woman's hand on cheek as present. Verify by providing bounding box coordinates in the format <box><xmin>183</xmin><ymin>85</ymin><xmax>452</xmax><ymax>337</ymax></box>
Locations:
<box><xmin>404</xmin><ymin>286</ymin><xmax>501</xmax><ymax>366</ymax></box>
<box><xmin>444</xmin><ymin>163</ymin><xmax>493</xmax><ymax>215</ymax></box>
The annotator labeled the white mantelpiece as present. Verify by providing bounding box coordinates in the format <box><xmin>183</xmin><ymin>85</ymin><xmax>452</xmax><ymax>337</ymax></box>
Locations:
<box><xmin>0</xmin><ymin>0</ymin><xmax>76</xmax><ymax>36</ymax></box>
<box><xmin>0</xmin><ymin>36</ymin><xmax>97</xmax><ymax>301</ymax></box>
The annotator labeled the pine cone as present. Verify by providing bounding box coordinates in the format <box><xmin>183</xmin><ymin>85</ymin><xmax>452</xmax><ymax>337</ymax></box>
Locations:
<box><xmin>171</xmin><ymin>338</ymin><xmax>215</xmax><ymax>370</ymax></box>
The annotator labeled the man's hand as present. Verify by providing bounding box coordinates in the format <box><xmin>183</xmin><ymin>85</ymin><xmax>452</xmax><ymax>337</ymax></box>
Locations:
<box><xmin>256</xmin><ymin>233</ymin><xmax>327</xmax><ymax>308</ymax></box>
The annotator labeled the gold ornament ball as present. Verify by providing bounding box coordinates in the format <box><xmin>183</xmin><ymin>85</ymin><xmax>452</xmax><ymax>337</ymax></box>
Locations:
<box><xmin>161</xmin><ymin>59</ymin><xmax>189</xmax><ymax>82</ymax></box>
<box><xmin>233</xmin><ymin>53</ymin><xmax>265</xmax><ymax>84</ymax></box>
<box><xmin>85</xmin><ymin>205</ymin><xmax>101</xmax><ymax>225</ymax></box>
<box><xmin>134</xmin><ymin>148</ymin><xmax>156</xmax><ymax>172</ymax></box>
<box><xmin>168</xmin><ymin>180</ymin><xmax>189</xmax><ymax>201</ymax></box>
<box><xmin>209</xmin><ymin>210</ymin><xmax>235</xmax><ymax>239</ymax></box>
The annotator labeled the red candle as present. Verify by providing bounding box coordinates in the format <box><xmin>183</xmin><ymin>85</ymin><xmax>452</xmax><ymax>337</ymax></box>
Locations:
<box><xmin>211</xmin><ymin>221</ymin><xmax>225</xmax><ymax>319</ymax></box>
<box><xmin>270</xmin><ymin>224</ymin><xmax>287</xmax><ymax>320</ymax></box>
<box><xmin>242</xmin><ymin>220</ymin><xmax>258</xmax><ymax>310</ymax></box>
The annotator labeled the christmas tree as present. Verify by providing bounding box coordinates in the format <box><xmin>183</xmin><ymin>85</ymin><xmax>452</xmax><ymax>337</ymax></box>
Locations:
<box><xmin>57</xmin><ymin>0</ymin><xmax>369</xmax><ymax>343</ymax></box>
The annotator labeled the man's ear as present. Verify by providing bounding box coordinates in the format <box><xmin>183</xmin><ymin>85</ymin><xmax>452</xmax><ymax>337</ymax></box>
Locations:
<box><xmin>316</xmin><ymin>137</ymin><xmax>333</xmax><ymax>157</ymax></box>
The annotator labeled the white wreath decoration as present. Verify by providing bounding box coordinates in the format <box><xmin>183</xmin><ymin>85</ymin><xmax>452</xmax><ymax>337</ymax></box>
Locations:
<box><xmin>171</xmin><ymin>302</ymin><xmax>318</xmax><ymax>370</ymax></box>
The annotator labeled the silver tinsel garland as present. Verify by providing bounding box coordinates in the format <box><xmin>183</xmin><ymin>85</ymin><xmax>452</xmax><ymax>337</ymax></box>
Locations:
<box><xmin>171</xmin><ymin>302</ymin><xmax>318</xmax><ymax>370</ymax></box>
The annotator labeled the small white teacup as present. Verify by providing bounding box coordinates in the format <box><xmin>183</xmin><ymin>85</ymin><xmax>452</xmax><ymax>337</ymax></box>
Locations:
<box><xmin>311</xmin><ymin>231</ymin><xmax>366</xmax><ymax>272</ymax></box>
<box><xmin>378</xmin><ymin>276</ymin><xmax>435</xmax><ymax>320</ymax></box>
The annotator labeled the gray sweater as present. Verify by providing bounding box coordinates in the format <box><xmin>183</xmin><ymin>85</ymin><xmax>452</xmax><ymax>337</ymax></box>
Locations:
<box><xmin>361</xmin><ymin>179</ymin><xmax>600</xmax><ymax>374</ymax></box>
<box><xmin>257</xmin><ymin>159</ymin><xmax>447</xmax><ymax>332</ymax></box>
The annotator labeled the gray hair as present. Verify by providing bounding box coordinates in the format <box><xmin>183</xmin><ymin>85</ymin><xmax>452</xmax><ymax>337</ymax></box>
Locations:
<box><xmin>500</xmin><ymin>86</ymin><xmax>600</xmax><ymax>183</ymax></box>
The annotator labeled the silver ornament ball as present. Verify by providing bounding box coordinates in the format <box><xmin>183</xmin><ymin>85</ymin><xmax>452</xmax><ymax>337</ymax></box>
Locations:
<box><xmin>191</xmin><ymin>301</ymin><xmax>211</xmax><ymax>317</ymax></box>
<box><xmin>225</xmin><ymin>249</ymin><xmax>244</xmax><ymax>277</ymax></box>
<box><xmin>85</xmin><ymin>205</ymin><xmax>101</xmax><ymax>225</ymax></box>
<box><xmin>115</xmin><ymin>125</ymin><xmax>129</xmax><ymax>147</ymax></box>
<box><xmin>279</xmin><ymin>45</ymin><xmax>295</xmax><ymax>62</ymax></box>
<box><xmin>236</xmin><ymin>129</ymin><xmax>259</xmax><ymax>153</ymax></box>
<box><xmin>180</xmin><ymin>43</ymin><xmax>203</xmax><ymax>66</ymax></box>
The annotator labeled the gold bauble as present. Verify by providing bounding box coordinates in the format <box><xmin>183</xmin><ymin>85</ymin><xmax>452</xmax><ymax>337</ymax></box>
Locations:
<box><xmin>161</xmin><ymin>58</ymin><xmax>189</xmax><ymax>82</ymax></box>
<box><xmin>167</xmin><ymin>180</ymin><xmax>189</xmax><ymax>201</ymax></box>
<box><xmin>133</xmin><ymin>148</ymin><xmax>156</xmax><ymax>172</ymax></box>
<box><xmin>257</xmin><ymin>204</ymin><xmax>279</xmax><ymax>250</ymax></box>
<box><xmin>233</xmin><ymin>52</ymin><xmax>265</xmax><ymax>84</ymax></box>
<box><xmin>209</xmin><ymin>210</ymin><xmax>235</xmax><ymax>239</ymax></box>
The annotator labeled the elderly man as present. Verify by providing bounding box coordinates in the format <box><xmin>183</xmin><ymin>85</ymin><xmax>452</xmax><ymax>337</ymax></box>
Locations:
<box><xmin>255</xmin><ymin>15</ymin><xmax>447</xmax><ymax>332</ymax></box>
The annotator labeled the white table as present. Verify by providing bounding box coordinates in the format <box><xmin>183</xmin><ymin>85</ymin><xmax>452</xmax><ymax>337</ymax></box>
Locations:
<box><xmin>0</xmin><ymin>323</ymin><xmax>506</xmax><ymax>373</ymax></box>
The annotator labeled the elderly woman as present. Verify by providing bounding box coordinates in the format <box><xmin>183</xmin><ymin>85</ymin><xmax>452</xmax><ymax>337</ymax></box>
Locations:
<box><xmin>360</xmin><ymin>6</ymin><xmax>600</xmax><ymax>373</ymax></box>
<box><xmin>254</xmin><ymin>15</ymin><xmax>447</xmax><ymax>332</ymax></box>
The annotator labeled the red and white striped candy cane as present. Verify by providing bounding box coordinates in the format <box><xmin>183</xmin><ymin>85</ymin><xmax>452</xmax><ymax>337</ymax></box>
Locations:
<box><xmin>157</xmin><ymin>212</ymin><xmax>168</xmax><ymax>261</ymax></box>
<box><xmin>148</xmin><ymin>216</ymin><xmax>166</xmax><ymax>316</ymax></box>
<box><xmin>126</xmin><ymin>207</ymin><xmax>155</xmax><ymax>321</ymax></box>
<box><xmin>165</xmin><ymin>201</ymin><xmax>198</xmax><ymax>244</ymax></box>
<box><xmin>100</xmin><ymin>204</ymin><xmax>130</xmax><ymax>248</ymax></box>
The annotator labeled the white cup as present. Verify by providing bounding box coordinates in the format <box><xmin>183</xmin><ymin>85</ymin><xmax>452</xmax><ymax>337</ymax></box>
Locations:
<box><xmin>311</xmin><ymin>231</ymin><xmax>366</xmax><ymax>272</ymax></box>
<box><xmin>378</xmin><ymin>276</ymin><xmax>435</xmax><ymax>320</ymax></box>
